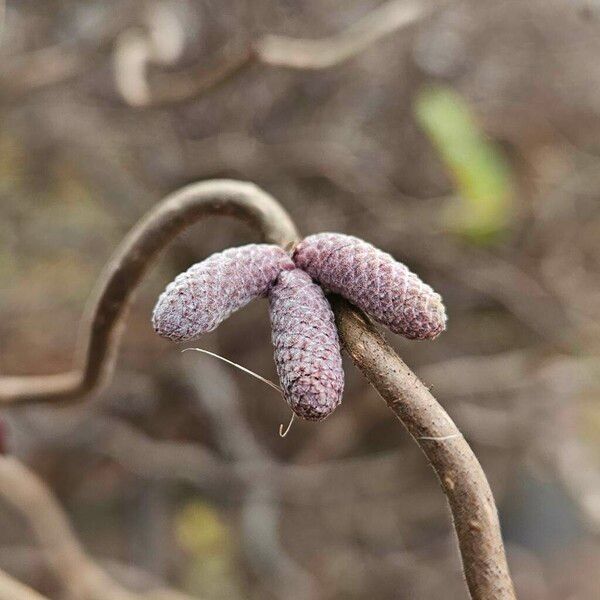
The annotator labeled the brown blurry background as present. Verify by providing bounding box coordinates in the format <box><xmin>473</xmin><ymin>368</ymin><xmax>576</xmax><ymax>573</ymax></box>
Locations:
<box><xmin>1</xmin><ymin>1</ymin><xmax>600</xmax><ymax>598</ymax></box>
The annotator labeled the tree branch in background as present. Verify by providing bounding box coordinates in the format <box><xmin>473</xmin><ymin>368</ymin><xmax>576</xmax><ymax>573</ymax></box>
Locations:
<box><xmin>255</xmin><ymin>0</ymin><xmax>428</xmax><ymax>69</ymax></box>
<box><xmin>0</xmin><ymin>179</ymin><xmax>516</xmax><ymax>598</ymax></box>
<box><xmin>0</xmin><ymin>567</ymin><xmax>50</xmax><ymax>600</ymax></box>
<box><xmin>0</xmin><ymin>457</ymin><xmax>199</xmax><ymax>600</ymax></box>
<box><xmin>183</xmin><ymin>355</ymin><xmax>319</xmax><ymax>600</ymax></box>
<box><xmin>17</xmin><ymin>405</ymin><xmax>432</xmax><ymax>509</ymax></box>
<box><xmin>0</xmin><ymin>0</ymin><xmax>6</xmax><ymax>44</ymax></box>
<box><xmin>114</xmin><ymin>0</ymin><xmax>433</xmax><ymax>106</ymax></box>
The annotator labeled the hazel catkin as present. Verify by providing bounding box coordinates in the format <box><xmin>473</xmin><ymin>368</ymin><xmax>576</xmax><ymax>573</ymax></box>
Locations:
<box><xmin>268</xmin><ymin>268</ymin><xmax>344</xmax><ymax>421</ymax></box>
<box><xmin>153</xmin><ymin>244</ymin><xmax>294</xmax><ymax>341</ymax></box>
<box><xmin>293</xmin><ymin>233</ymin><xmax>446</xmax><ymax>340</ymax></box>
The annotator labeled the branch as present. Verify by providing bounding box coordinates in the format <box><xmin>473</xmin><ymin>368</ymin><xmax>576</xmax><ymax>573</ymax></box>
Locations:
<box><xmin>0</xmin><ymin>180</ymin><xmax>298</xmax><ymax>405</ymax></box>
<box><xmin>114</xmin><ymin>0</ymin><xmax>432</xmax><ymax>107</ymax></box>
<box><xmin>0</xmin><ymin>567</ymin><xmax>49</xmax><ymax>600</ymax></box>
<box><xmin>0</xmin><ymin>457</ymin><xmax>200</xmax><ymax>600</ymax></box>
<box><xmin>0</xmin><ymin>0</ymin><xmax>5</xmax><ymax>45</ymax></box>
<box><xmin>18</xmin><ymin>406</ymin><xmax>424</xmax><ymax>507</ymax></box>
<box><xmin>255</xmin><ymin>0</ymin><xmax>428</xmax><ymax>69</ymax></box>
<box><xmin>332</xmin><ymin>297</ymin><xmax>516</xmax><ymax>599</ymax></box>
<box><xmin>0</xmin><ymin>179</ymin><xmax>515</xmax><ymax>598</ymax></box>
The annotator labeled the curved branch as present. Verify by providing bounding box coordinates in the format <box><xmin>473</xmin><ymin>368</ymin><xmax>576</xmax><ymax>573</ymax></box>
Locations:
<box><xmin>332</xmin><ymin>297</ymin><xmax>516</xmax><ymax>600</ymax></box>
<box><xmin>0</xmin><ymin>180</ymin><xmax>299</xmax><ymax>405</ymax></box>
<box><xmin>115</xmin><ymin>0</ymin><xmax>432</xmax><ymax>107</ymax></box>
<box><xmin>0</xmin><ymin>567</ymin><xmax>49</xmax><ymax>600</ymax></box>
<box><xmin>0</xmin><ymin>456</ymin><xmax>199</xmax><ymax>600</ymax></box>
<box><xmin>255</xmin><ymin>0</ymin><xmax>428</xmax><ymax>70</ymax></box>
<box><xmin>0</xmin><ymin>179</ymin><xmax>515</xmax><ymax>598</ymax></box>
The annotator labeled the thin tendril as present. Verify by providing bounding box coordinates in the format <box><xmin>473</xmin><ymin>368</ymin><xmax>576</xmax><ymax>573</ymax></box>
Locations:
<box><xmin>183</xmin><ymin>347</ymin><xmax>298</xmax><ymax>438</ymax></box>
<box><xmin>279</xmin><ymin>413</ymin><xmax>295</xmax><ymax>438</ymax></box>
<box><xmin>182</xmin><ymin>347</ymin><xmax>282</xmax><ymax>393</ymax></box>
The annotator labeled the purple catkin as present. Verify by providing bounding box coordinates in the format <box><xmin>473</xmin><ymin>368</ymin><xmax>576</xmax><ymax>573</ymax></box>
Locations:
<box><xmin>293</xmin><ymin>233</ymin><xmax>447</xmax><ymax>340</ymax></box>
<box><xmin>153</xmin><ymin>244</ymin><xmax>294</xmax><ymax>341</ymax></box>
<box><xmin>269</xmin><ymin>269</ymin><xmax>344</xmax><ymax>421</ymax></box>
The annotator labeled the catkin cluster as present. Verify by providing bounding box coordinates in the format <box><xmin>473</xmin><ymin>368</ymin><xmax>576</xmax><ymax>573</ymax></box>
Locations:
<box><xmin>153</xmin><ymin>233</ymin><xmax>446</xmax><ymax>421</ymax></box>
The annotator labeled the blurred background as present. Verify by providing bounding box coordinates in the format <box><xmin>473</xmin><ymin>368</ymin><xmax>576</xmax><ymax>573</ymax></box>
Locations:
<box><xmin>1</xmin><ymin>1</ymin><xmax>600</xmax><ymax>598</ymax></box>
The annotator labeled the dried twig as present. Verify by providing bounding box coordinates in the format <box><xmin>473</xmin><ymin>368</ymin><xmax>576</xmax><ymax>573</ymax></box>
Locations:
<box><xmin>114</xmin><ymin>0</ymin><xmax>432</xmax><ymax>106</ymax></box>
<box><xmin>0</xmin><ymin>456</ymin><xmax>200</xmax><ymax>600</ymax></box>
<box><xmin>113</xmin><ymin>3</ymin><xmax>186</xmax><ymax>106</ymax></box>
<box><xmin>0</xmin><ymin>566</ymin><xmax>49</xmax><ymax>600</ymax></box>
<box><xmin>0</xmin><ymin>0</ymin><xmax>5</xmax><ymax>45</ymax></box>
<box><xmin>0</xmin><ymin>179</ymin><xmax>515</xmax><ymax>598</ymax></box>
<box><xmin>0</xmin><ymin>180</ymin><xmax>297</xmax><ymax>405</ymax></box>
<box><xmin>16</xmin><ymin>406</ymin><xmax>424</xmax><ymax>507</ymax></box>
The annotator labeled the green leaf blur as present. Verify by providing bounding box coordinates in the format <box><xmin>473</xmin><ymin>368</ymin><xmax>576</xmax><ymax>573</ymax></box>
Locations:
<box><xmin>415</xmin><ymin>85</ymin><xmax>514</xmax><ymax>243</ymax></box>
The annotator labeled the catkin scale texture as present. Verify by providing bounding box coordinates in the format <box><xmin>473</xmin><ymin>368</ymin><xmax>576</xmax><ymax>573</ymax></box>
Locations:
<box><xmin>153</xmin><ymin>244</ymin><xmax>294</xmax><ymax>341</ymax></box>
<box><xmin>269</xmin><ymin>269</ymin><xmax>344</xmax><ymax>421</ymax></box>
<box><xmin>294</xmin><ymin>233</ymin><xmax>447</xmax><ymax>340</ymax></box>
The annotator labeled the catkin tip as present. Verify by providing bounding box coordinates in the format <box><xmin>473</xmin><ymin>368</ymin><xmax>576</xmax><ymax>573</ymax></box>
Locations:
<box><xmin>294</xmin><ymin>233</ymin><xmax>448</xmax><ymax>341</ymax></box>
<box><xmin>152</xmin><ymin>244</ymin><xmax>294</xmax><ymax>342</ymax></box>
<box><xmin>269</xmin><ymin>269</ymin><xmax>344</xmax><ymax>422</ymax></box>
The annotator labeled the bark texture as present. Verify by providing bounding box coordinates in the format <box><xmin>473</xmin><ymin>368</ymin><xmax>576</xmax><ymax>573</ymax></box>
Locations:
<box><xmin>333</xmin><ymin>296</ymin><xmax>516</xmax><ymax>600</ymax></box>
